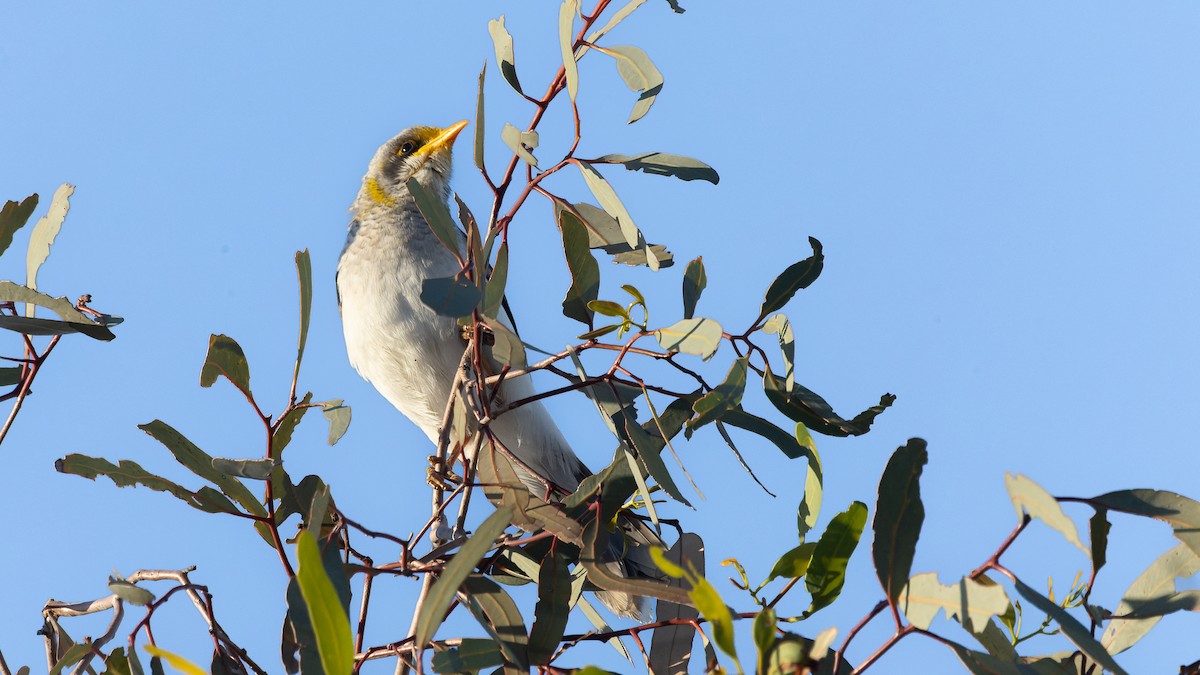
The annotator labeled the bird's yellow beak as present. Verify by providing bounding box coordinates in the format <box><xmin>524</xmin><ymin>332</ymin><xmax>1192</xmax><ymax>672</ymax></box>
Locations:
<box><xmin>414</xmin><ymin>120</ymin><xmax>469</xmax><ymax>157</ymax></box>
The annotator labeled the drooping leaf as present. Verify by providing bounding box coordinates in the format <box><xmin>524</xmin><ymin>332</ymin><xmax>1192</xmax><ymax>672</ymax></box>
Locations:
<box><xmin>0</xmin><ymin>193</ymin><xmax>38</xmax><ymax>258</ymax></box>
<box><xmin>432</xmin><ymin>639</ymin><xmax>504</xmax><ymax>674</ymax></box>
<box><xmin>420</xmin><ymin>275</ymin><xmax>481</xmax><ymax>318</ymax></box>
<box><xmin>719</xmin><ymin>408</ymin><xmax>807</xmax><ymax>460</ymax></box>
<box><xmin>804</xmin><ymin>501</ymin><xmax>868</xmax><ymax>617</ymax></box>
<box><xmin>900</xmin><ymin>573</ymin><xmax>1010</xmax><ymax>632</ymax></box>
<box><xmin>406</xmin><ymin>175</ymin><xmax>464</xmax><ymax>261</ymax></box>
<box><xmin>761</xmin><ymin>313</ymin><xmax>795</xmax><ymax>389</ymax></box>
<box><xmin>1089</xmin><ymin>489</ymin><xmax>1200</xmax><ymax>558</ymax></box>
<box><xmin>873</xmin><ymin>439</ymin><xmax>928</xmax><ymax>603</ymax></box>
<box><xmin>56</xmin><ymin>454</ymin><xmax>243</xmax><ymax>515</ymax></box>
<box><xmin>0</xmin><ymin>281</ymin><xmax>114</xmax><ymax>339</ymax></box>
<box><xmin>757</xmin><ymin>237</ymin><xmax>824</xmax><ymax>323</ymax></box>
<box><xmin>485</xmin><ymin>242</ymin><xmax>509</xmax><ymax>319</ymax></box>
<box><xmin>763</xmin><ymin>366</ymin><xmax>895</xmax><ymax>437</ymax></box>
<box><xmin>564</xmin><ymin>201</ymin><xmax>673</xmax><ymax>267</ymax></box>
<box><xmin>1102</xmin><ymin>543</ymin><xmax>1200</xmax><ymax>654</ymax></box>
<box><xmin>575</xmin><ymin>161</ymin><xmax>639</xmax><ymax>249</ymax></box>
<box><xmin>199</xmin><ymin>334</ymin><xmax>253</xmax><ymax>402</ymax></box>
<box><xmin>753</xmin><ymin>607</ymin><xmax>777</xmax><ymax>674</ymax></box>
<box><xmin>487</xmin><ymin>16</ymin><xmax>523</xmax><ymax>95</ymax></box>
<box><xmin>273</xmin><ymin>392</ymin><xmax>312</xmax><ymax>457</ymax></box>
<box><xmin>48</xmin><ymin>643</ymin><xmax>91</xmax><ymax>675</ymax></box>
<box><xmin>557</xmin><ymin>207</ymin><xmax>600</xmax><ymax>324</ymax></box>
<box><xmin>26</xmin><ymin>183</ymin><xmax>74</xmax><ymax>300</ymax></box>
<box><xmin>212</xmin><ymin>457</ymin><xmax>277</xmax><ymax>481</ymax></box>
<box><xmin>415</xmin><ymin>506</ymin><xmax>514</xmax><ymax>649</ymax></box>
<box><xmin>0</xmin><ymin>314</ymin><xmax>113</xmax><ymax>340</ymax></box>
<box><xmin>474</xmin><ymin>62</ymin><xmax>487</xmax><ymax>171</ymax></box>
<box><xmin>1012</xmin><ymin>578</ymin><xmax>1129</xmax><ymax>675</ymax></box>
<box><xmin>108</xmin><ymin>577</ymin><xmax>156</xmax><ymax>606</ymax></box>
<box><xmin>295</xmin><ymin>531</ymin><xmax>354</xmax><ymax>675</ymax></box>
<box><xmin>589</xmin><ymin>45</ymin><xmax>664</xmax><ymax>123</ymax></box>
<box><xmin>500</xmin><ymin>123</ymin><xmax>539</xmax><ymax>168</ymax></box>
<box><xmin>583</xmin><ymin>0</ymin><xmax>647</xmax><ymax>50</ymax></box>
<box><xmin>1090</xmin><ymin>509</ymin><xmax>1111</xmax><ymax>575</ymax></box>
<box><xmin>558</xmin><ymin>0</ymin><xmax>580</xmax><ymax>100</ymax></box>
<box><xmin>593</xmin><ymin>153</ymin><xmax>718</xmax><ymax>184</ymax></box>
<box><xmin>320</xmin><ymin>399</ymin><xmax>351</xmax><ymax>445</ymax></box>
<box><xmin>292</xmin><ymin>249</ymin><xmax>312</xmax><ymax>384</ymax></box>
<box><xmin>528</xmin><ymin>552</ymin><xmax>572</xmax><ymax>665</ymax></box>
<box><xmin>461</xmin><ymin>575</ymin><xmax>530</xmax><ymax>671</ymax></box>
<box><xmin>1006</xmin><ymin>473</ymin><xmax>1088</xmax><ymax>556</ymax></box>
<box><xmin>682</xmin><ymin>256</ymin><xmax>706</xmax><ymax>320</ymax></box>
<box><xmin>137</xmin><ymin>420</ymin><xmax>267</xmax><ymax>518</ymax></box>
<box><xmin>0</xmin><ymin>366</ymin><xmax>21</xmax><ymax>386</ymax></box>
<box><xmin>650</xmin><ymin>533</ymin><xmax>703</xmax><ymax>675</ymax></box>
<box><xmin>796</xmin><ymin>423</ymin><xmax>822</xmax><ymax>541</ymax></box>
<box><xmin>687</xmin><ymin>357</ymin><xmax>748</xmax><ymax>430</ymax></box>
<box><xmin>655</xmin><ymin>317</ymin><xmax>722</xmax><ymax>360</ymax></box>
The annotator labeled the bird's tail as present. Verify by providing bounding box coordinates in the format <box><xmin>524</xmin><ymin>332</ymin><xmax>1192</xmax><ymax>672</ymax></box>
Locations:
<box><xmin>593</xmin><ymin>514</ymin><xmax>666</xmax><ymax>621</ymax></box>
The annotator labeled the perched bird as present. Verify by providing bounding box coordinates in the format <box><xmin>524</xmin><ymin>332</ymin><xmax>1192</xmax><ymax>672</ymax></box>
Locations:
<box><xmin>336</xmin><ymin>121</ymin><xmax>655</xmax><ymax>618</ymax></box>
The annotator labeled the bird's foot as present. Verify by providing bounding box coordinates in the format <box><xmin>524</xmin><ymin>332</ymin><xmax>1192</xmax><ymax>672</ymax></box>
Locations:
<box><xmin>426</xmin><ymin>455</ymin><xmax>461</xmax><ymax>490</ymax></box>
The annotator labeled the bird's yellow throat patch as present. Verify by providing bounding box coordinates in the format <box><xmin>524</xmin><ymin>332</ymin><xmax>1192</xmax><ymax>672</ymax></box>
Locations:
<box><xmin>364</xmin><ymin>177</ymin><xmax>397</xmax><ymax>207</ymax></box>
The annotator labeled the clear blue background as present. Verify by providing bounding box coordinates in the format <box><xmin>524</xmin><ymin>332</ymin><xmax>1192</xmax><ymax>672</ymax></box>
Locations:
<box><xmin>1</xmin><ymin>2</ymin><xmax>1197</xmax><ymax>673</ymax></box>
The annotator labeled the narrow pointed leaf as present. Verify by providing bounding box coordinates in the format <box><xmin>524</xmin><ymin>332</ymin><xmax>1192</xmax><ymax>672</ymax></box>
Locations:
<box><xmin>407</xmin><ymin>176</ymin><xmax>464</xmax><ymax>260</ymax></box>
<box><xmin>758</xmin><ymin>237</ymin><xmax>824</xmax><ymax>322</ymax></box>
<box><xmin>873</xmin><ymin>439</ymin><xmax>928</xmax><ymax>603</ymax></box>
<box><xmin>589</xmin><ymin>45</ymin><xmax>664</xmax><ymax>123</ymax></box>
<box><xmin>56</xmin><ymin>454</ymin><xmax>244</xmax><ymax>515</ymax></box>
<box><xmin>1102</xmin><ymin>543</ymin><xmax>1200</xmax><ymax>654</ymax></box>
<box><xmin>557</xmin><ymin>207</ymin><xmax>600</xmax><ymax>324</ymax></box>
<box><xmin>624</xmin><ymin>415</ymin><xmax>690</xmax><ymax>507</ymax></box>
<box><xmin>690</xmin><ymin>576</ymin><xmax>737</xmax><ymax>666</ymax></box>
<box><xmin>0</xmin><ymin>314</ymin><xmax>113</xmax><ymax>340</ymax></box>
<box><xmin>500</xmin><ymin>123</ymin><xmax>539</xmax><ymax>168</ymax></box>
<box><xmin>762</xmin><ymin>314</ymin><xmax>795</xmax><ymax>388</ymax></box>
<box><xmin>650</xmin><ymin>533</ymin><xmax>703</xmax><ymax>675</ymax></box>
<box><xmin>0</xmin><ymin>194</ymin><xmax>38</xmax><ymax>258</ymax></box>
<box><xmin>655</xmin><ymin>317</ymin><xmax>722</xmax><ymax>360</ymax></box>
<box><xmin>688</xmin><ymin>357</ymin><xmax>748</xmax><ymax>430</ymax></box>
<box><xmin>461</xmin><ymin>575</ymin><xmax>530</xmax><ymax>671</ymax></box>
<box><xmin>293</xmin><ymin>249</ymin><xmax>312</xmax><ymax>384</ymax></box>
<box><xmin>0</xmin><ymin>281</ymin><xmax>113</xmax><ymax>338</ymax></box>
<box><xmin>764</xmin><ymin>366</ymin><xmax>895</xmax><ymax>437</ymax></box>
<box><xmin>719</xmin><ymin>408</ymin><xmax>806</xmax><ymax>460</ymax></box>
<box><xmin>296</xmin><ymin>531</ymin><xmax>354</xmax><ymax>675</ymax></box>
<box><xmin>796</xmin><ymin>423</ymin><xmax>822</xmax><ymax>541</ymax></box>
<box><xmin>138</xmin><ymin>420</ymin><xmax>266</xmax><ymax>517</ymax></box>
<box><xmin>474</xmin><ymin>62</ymin><xmax>487</xmax><ymax>171</ymax></box>
<box><xmin>682</xmin><ymin>257</ymin><xmax>706</xmax><ymax>319</ymax></box>
<box><xmin>900</xmin><ymin>573</ymin><xmax>1010</xmax><ymax>632</ymax></box>
<box><xmin>558</xmin><ymin>0</ymin><xmax>580</xmax><ymax>100</ymax></box>
<box><xmin>1090</xmin><ymin>509</ymin><xmax>1110</xmax><ymax>574</ymax></box>
<box><xmin>529</xmin><ymin>552</ymin><xmax>572</xmax><ymax>665</ymax></box>
<box><xmin>485</xmin><ymin>242</ymin><xmax>509</xmax><ymax>319</ymax></box>
<box><xmin>594</xmin><ymin>153</ymin><xmax>718</xmax><ymax>184</ymax></box>
<box><xmin>212</xmin><ymin>457</ymin><xmax>277</xmax><ymax>480</ymax></box>
<box><xmin>804</xmin><ymin>501</ymin><xmax>868</xmax><ymax>617</ymax></box>
<box><xmin>1006</xmin><ymin>473</ymin><xmax>1088</xmax><ymax>556</ymax></box>
<box><xmin>575</xmin><ymin>161</ymin><xmax>639</xmax><ymax>247</ymax></box>
<box><xmin>584</xmin><ymin>0</ymin><xmax>647</xmax><ymax>49</ymax></box>
<box><xmin>415</xmin><ymin>505</ymin><xmax>514</xmax><ymax>649</ymax></box>
<box><xmin>1013</xmin><ymin>579</ymin><xmax>1128</xmax><ymax>675</ymax></box>
<box><xmin>487</xmin><ymin>17</ymin><xmax>523</xmax><ymax>95</ymax></box>
<box><xmin>580</xmin><ymin>515</ymin><xmax>693</xmax><ymax>606</ymax></box>
<box><xmin>26</xmin><ymin>183</ymin><xmax>74</xmax><ymax>300</ymax></box>
<box><xmin>200</xmin><ymin>334</ymin><xmax>253</xmax><ymax>402</ymax></box>
<box><xmin>565</xmin><ymin>201</ymin><xmax>673</xmax><ymax>267</ymax></box>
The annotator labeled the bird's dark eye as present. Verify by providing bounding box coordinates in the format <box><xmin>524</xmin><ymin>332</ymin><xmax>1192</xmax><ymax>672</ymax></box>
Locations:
<box><xmin>399</xmin><ymin>141</ymin><xmax>417</xmax><ymax>156</ymax></box>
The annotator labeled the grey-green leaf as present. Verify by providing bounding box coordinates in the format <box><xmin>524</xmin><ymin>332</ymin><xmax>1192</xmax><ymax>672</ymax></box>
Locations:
<box><xmin>1102</xmin><ymin>543</ymin><xmax>1200</xmax><ymax>654</ymax></box>
<box><xmin>108</xmin><ymin>578</ymin><xmax>155</xmax><ymax>606</ymax></box>
<box><xmin>487</xmin><ymin>17</ymin><xmax>523</xmax><ymax>95</ymax></box>
<box><xmin>483</xmin><ymin>317</ymin><xmax>527</xmax><ymax>369</ymax></box>
<box><xmin>200</xmin><ymin>334</ymin><xmax>254</xmax><ymax>402</ymax></box>
<box><xmin>758</xmin><ymin>237</ymin><xmax>825</xmax><ymax>323</ymax></box>
<box><xmin>432</xmin><ymin>639</ymin><xmax>504</xmax><ymax>674</ymax></box>
<box><xmin>873</xmin><ymin>439</ymin><xmax>928</xmax><ymax>603</ymax></box>
<box><xmin>293</xmin><ymin>249</ymin><xmax>313</xmax><ymax>384</ymax></box>
<box><xmin>407</xmin><ymin>176</ymin><xmax>464</xmax><ymax>261</ymax></box>
<box><xmin>804</xmin><ymin>501</ymin><xmax>868</xmax><ymax>617</ymax></box>
<box><xmin>576</xmin><ymin>161</ymin><xmax>639</xmax><ymax>249</ymax></box>
<box><xmin>321</xmin><ymin>399</ymin><xmax>351</xmax><ymax>445</ymax></box>
<box><xmin>474</xmin><ymin>62</ymin><xmax>487</xmax><ymax>171</ymax></box>
<box><xmin>0</xmin><ymin>280</ymin><xmax>114</xmax><ymax>338</ymax></box>
<box><xmin>567</xmin><ymin>201</ymin><xmax>673</xmax><ymax>268</ymax></box>
<box><xmin>1006</xmin><ymin>473</ymin><xmax>1088</xmax><ymax>557</ymax></box>
<box><xmin>682</xmin><ymin>256</ymin><xmax>706</xmax><ymax>320</ymax></box>
<box><xmin>212</xmin><ymin>457</ymin><xmax>277</xmax><ymax>481</ymax></box>
<box><xmin>0</xmin><ymin>314</ymin><xmax>113</xmax><ymax>341</ymax></box>
<box><xmin>900</xmin><ymin>573</ymin><xmax>1010</xmax><ymax>632</ymax></box>
<box><xmin>1089</xmin><ymin>489</ymin><xmax>1200</xmax><ymax>558</ymax></box>
<box><xmin>593</xmin><ymin>153</ymin><xmax>718</xmax><ymax>184</ymax></box>
<box><xmin>591</xmin><ymin>45</ymin><xmax>664</xmax><ymax>123</ymax></box>
<box><xmin>0</xmin><ymin>194</ymin><xmax>38</xmax><ymax>258</ymax></box>
<box><xmin>558</xmin><ymin>0</ymin><xmax>580</xmax><ymax>100</ymax></box>
<box><xmin>557</xmin><ymin>207</ymin><xmax>600</xmax><ymax>324</ymax></box>
<box><xmin>764</xmin><ymin>366</ymin><xmax>895</xmax><ymax>438</ymax></box>
<box><xmin>528</xmin><ymin>552</ymin><xmax>572</xmax><ymax>665</ymax></box>
<box><xmin>420</xmin><ymin>276</ymin><xmax>482</xmax><ymax>318</ymax></box>
<box><xmin>26</xmin><ymin>183</ymin><xmax>74</xmax><ymax>300</ymax></box>
<box><xmin>485</xmin><ymin>242</ymin><xmax>509</xmax><ymax>319</ymax></box>
<box><xmin>1013</xmin><ymin>578</ymin><xmax>1128</xmax><ymax>675</ymax></box>
<box><xmin>655</xmin><ymin>317</ymin><xmax>722</xmax><ymax>360</ymax></box>
<box><xmin>501</xmin><ymin>123</ymin><xmax>539</xmax><ymax>168</ymax></box>
<box><xmin>688</xmin><ymin>357</ymin><xmax>748</xmax><ymax>430</ymax></box>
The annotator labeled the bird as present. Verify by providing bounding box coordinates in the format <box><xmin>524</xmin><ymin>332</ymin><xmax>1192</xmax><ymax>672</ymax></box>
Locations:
<box><xmin>336</xmin><ymin>121</ymin><xmax>655</xmax><ymax>619</ymax></box>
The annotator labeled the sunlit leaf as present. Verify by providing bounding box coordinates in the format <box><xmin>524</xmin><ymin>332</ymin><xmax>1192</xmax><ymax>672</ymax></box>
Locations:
<box><xmin>26</xmin><ymin>183</ymin><xmax>74</xmax><ymax>303</ymax></box>
<box><xmin>558</xmin><ymin>0</ymin><xmax>580</xmax><ymax>100</ymax></box>
<box><xmin>0</xmin><ymin>193</ymin><xmax>38</xmax><ymax>258</ymax></box>
<box><xmin>295</xmin><ymin>531</ymin><xmax>354</xmax><ymax>675</ymax></box>
<box><xmin>758</xmin><ymin>237</ymin><xmax>824</xmax><ymax>323</ymax></box>
<box><xmin>873</xmin><ymin>439</ymin><xmax>928</xmax><ymax>603</ymax></box>
<box><xmin>753</xmin><ymin>607</ymin><xmax>777</xmax><ymax>673</ymax></box>
<box><xmin>688</xmin><ymin>357</ymin><xmax>748</xmax><ymax>430</ymax></box>
<box><xmin>583</xmin><ymin>0</ymin><xmax>647</xmax><ymax>50</ymax></box>
<box><xmin>293</xmin><ymin>249</ymin><xmax>312</xmax><ymax>383</ymax></box>
<box><xmin>0</xmin><ymin>314</ymin><xmax>113</xmax><ymax>340</ymax></box>
<box><xmin>1006</xmin><ymin>473</ymin><xmax>1088</xmax><ymax>556</ymax></box>
<box><xmin>655</xmin><ymin>317</ymin><xmax>722</xmax><ymax>360</ymax></box>
<box><xmin>212</xmin><ymin>457</ymin><xmax>277</xmax><ymax>481</ymax></box>
<box><xmin>474</xmin><ymin>62</ymin><xmax>487</xmax><ymax>171</ymax></box>
<box><xmin>900</xmin><ymin>573</ymin><xmax>1010</xmax><ymax>632</ymax></box>
<box><xmin>142</xmin><ymin>646</ymin><xmax>204</xmax><ymax>675</ymax></box>
<box><xmin>501</xmin><ymin>123</ymin><xmax>539</xmax><ymax>168</ymax></box>
<box><xmin>624</xmin><ymin>415</ymin><xmax>690</xmax><ymax>507</ymax></box>
<box><xmin>407</xmin><ymin>175</ymin><xmax>464</xmax><ymax>261</ymax></box>
<box><xmin>563</xmin><ymin>201</ymin><xmax>673</xmax><ymax>268</ymax></box>
<box><xmin>761</xmin><ymin>313</ymin><xmax>794</xmax><ymax>389</ymax></box>
<box><xmin>199</xmin><ymin>334</ymin><xmax>253</xmax><ymax>402</ymax></box>
<box><xmin>1013</xmin><ymin>579</ymin><xmax>1129</xmax><ymax>675</ymax></box>
<box><xmin>0</xmin><ymin>280</ymin><xmax>114</xmax><ymax>338</ymax></box>
<box><xmin>766</xmin><ymin>542</ymin><xmax>817</xmax><ymax>583</ymax></box>
<box><xmin>485</xmin><ymin>242</ymin><xmax>509</xmax><ymax>319</ymax></box>
<box><xmin>1102</xmin><ymin>543</ymin><xmax>1200</xmax><ymax>654</ymax></box>
<box><xmin>690</xmin><ymin>576</ymin><xmax>738</xmax><ymax>667</ymax></box>
<box><xmin>795</xmin><ymin>423</ymin><xmax>822</xmax><ymax>541</ymax></box>
<box><xmin>487</xmin><ymin>16</ymin><xmax>523</xmax><ymax>95</ymax></box>
<box><xmin>593</xmin><ymin>153</ymin><xmax>718</xmax><ymax>184</ymax></box>
<box><xmin>320</xmin><ymin>399</ymin><xmax>351</xmax><ymax>445</ymax></box>
<box><xmin>575</xmin><ymin>161</ymin><xmax>639</xmax><ymax>248</ymax></box>
<box><xmin>138</xmin><ymin>420</ymin><xmax>267</xmax><ymax>518</ymax></box>
<box><xmin>1090</xmin><ymin>489</ymin><xmax>1200</xmax><ymax>558</ymax></box>
<box><xmin>804</xmin><ymin>501</ymin><xmax>868</xmax><ymax>617</ymax></box>
<box><xmin>589</xmin><ymin>45</ymin><xmax>664</xmax><ymax>123</ymax></box>
<box><xmin>108</xmin><ymin>577</ymin><xmax>155</xmax><ymax>606</ymax></box>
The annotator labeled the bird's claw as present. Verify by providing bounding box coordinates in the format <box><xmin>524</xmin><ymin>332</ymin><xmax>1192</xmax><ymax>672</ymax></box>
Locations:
<box><xmin>426</xmin><ymin>455</ymin><xmax>461</xmax><ymax>490</ymax></box>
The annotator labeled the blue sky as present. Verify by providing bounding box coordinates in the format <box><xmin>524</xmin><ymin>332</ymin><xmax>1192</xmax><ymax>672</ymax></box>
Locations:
<box><xmin>2</xmin><ymin>2</ymin><xmax>1198</xmax><ymax>673</ymax></box>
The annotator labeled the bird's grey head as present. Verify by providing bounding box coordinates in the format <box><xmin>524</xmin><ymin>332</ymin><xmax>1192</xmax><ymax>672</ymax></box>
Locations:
<box><xmin>354</xmin><ymin>120</ymin><xmax>468</xmax><ymax>212</ymax></box>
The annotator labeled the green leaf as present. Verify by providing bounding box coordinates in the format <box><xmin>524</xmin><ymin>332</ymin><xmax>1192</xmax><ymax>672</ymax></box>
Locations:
<box><xmin>900</xmin><ymin>573</ymin><xmax>1010</xmax><ymax>632</ymax></box>
<box><xmin>682</xmin><ymin>256</ymin><xmax>706</xmax><ymax>320</ymax></box>
<box><xmin>138</xmin><ymin>420</ymin><xmax>267</xmax><ymax>518</ymax></box>
<box><xmin>558</xmin><ymin>0</ymin><xmax>580</xmax><ymax>101</ymax></box>
<box><xmin>944</xmin><ymin>641</ymin><xmax>1027</xmax><ymax>675</ymax></box>
<box><xmin>0</xmin><ymin>281</ymin><xmax>115</xmax><ymax>339</ymax></box>
<box><xmin>487</xmin><ymin>16</ymin><xmax>523</xmax><ymax>95</ymax></box>
<box><xmin>873</xmin><ymin>438</ymin><xmax>928</xmax><ymax>603</ymax></box>
<box><xmin>320</xmin><ymin>399</ymin><xmax>351</xmax><ymax>445</ymax></box>
<box><xmin>212</xmin><ymin>457</ymin><xmax>277</xmax><ymax>480</ymax></box>
<box><xmin>766</xmin><ymin>542</ymin><xmax>817</xmax><ymax>582</ymax></box>
<box><xmin>583</xmin><ymin>0</ymin><xmax>647</xmax><ymax>50</ymax></box>
<box><xmin>26</xmin><ymin>183</ymin><xmax>74</xmax><ymax>301</ymax></box>
<box><xmin>1005</xmin><ymin>473</ymin><xmax>1088</xmax><ymax>556</ymax></box>
<box><xmin>500</xmin><ymin>123</ymin><xmax>539</xmax><ymax>168</ymax></box>
<box><xmin>690</xmin><ymin>576</ymin><xmax>738</xmax><ymax>668</ymax></box>
<box><xmin>688</xmin><ymin>357</ymin><xmax>748</xmax><ymax>430</ymax></box>
<box><xmin>528</xmin><ymin>552</ymin><xmax>572</xmax><ymax>665</ymax></box>
<box><xmin>461</xmin><ymin>575</ymin><xmax>530</xmax><ymax>671</ymax></box>
<box><xmin>1012</xmin><ymin>578</ymin><xmax>1129</xmax><ymax>675</ymax></box>
<box><xmin>804</xmin><ymin>501</ymin><xmax>868</xmax><ymax>617</ymax></box>
<box><xmin>795</xmin><ymin>424</ymin><xmax>822</xmax><ymax>541</ymax></box>
<box><xmin>588</xmin><ymin>299</ymin><xmax>628</xmax><ymax>319</ymax></box>
<box><xmin>761</xmin><ymin>313</ymin><xmax>795</xmax><ymax>389</ymax></box>
<box><xmin>56</xmin><ymin>454</ymin><xmax>244</xmax><ymax>515</ymax></box>
<box><xmin>296</xmin><ymin>531</ymin><xmax>354</xmax><ymax>675</ymax></box>
<box><xmin>1090</xmin><ymin>509</ymin><xmax>1110</xmax><ymax>575</ymax></box>
<box><xmin>432</xmin><ymin>639</ymin><xmax>504</xmax><ymax>674</ymax></box>
<box><xmin>49</xmin><ymin>643</ymin><xmax>93</xmax><ymax>675</ymax></box>
<box><xmin>0</xmin><ymin>314</ymin><xmax>114</xmax><ymax>340</ymax></box>
<box><xmin>758</xmin><ymin>237</ymin><xmax>824</xmax><ymax>323</ymax></box>
<box><xmin>420</xmin><ymin>275</ymin><xmax>481</xmax><ymax>318</ymax></box>
<box><xmin>273</xmin><ymin>392</ymin><xmax>312</xmax><ymax>457</ymax></box>
<box><xmin>655</xmin><ymin>317</ymin><xmax>722</xmax><ymax>360</ymax></box>
<box><xmin>575</xmin><ymin>162</ymin><xmax>641</xmax><ymax>251</ymax></box>
<box><xmin>1102</xmin><ymin>543</ymin><xmax>1200</xmax><ymax>654</ymax></box>
<box><xmin>0</xmin><ymin>366</ymin><xmax>21</xmax><ymax>386</ymax></box>
<box><xmin>483</xmin><ymin>317</ymin><xmax>527</xmax><ymax>369</ymax></box>
<box><xmin>293</xmin><ymin>249</ymin><xmax>312</xmax><ymax>385</ymax></box>
<box><xmin>753</xmin><ymin>607</ymin><xmax>777</xmax><ymax>673</ymax></box>
<box><xmin>719</xmin><ymin>408</ymin><xmax>807</xmax><ymax>460</ymax></box>
<box><xmin>485</xmin><ymin>242</ymin><xmax>509</xmax><ymax>319</ymax></box>
<box><xmin>199</xmin><ymin>334</ymin><xmax>253</xmax><ymax>402</ymax></box>
<box><xmin>593</xmin><ymin>153</ymin><xmax>718</xmax><ymax>184</ymax></box>
<box><xmin>589</xmin><ymin>45</ymin><xmax>664</xmax><ymax>123</ymax></box>
<box><xmin>0</xmin><ymin>193</ymin><xmax>38</xmax><ymax>258</ymax></box>
<box><xmin>108</xmin><ymin>577</ymin><xmax>156</xmax><ymax>606</ymax></box>
<box><xmin>474</xmin><ymin>62</ymin><xmax>487</xmax><ymax>171</ymax></box>
<box><xmin>415</xmin><ymin>505</ymin><xmax>514</xmax><ymax>649</ymax></box>
<box><xmin>564</xmin><ymin>201</ymin><xmax>673</xmax><ymax>268</ymax></box>
<box><xmin>763</xmin><ymin>366</ymin><xmax>895</xmax><ymax>437</ymax></box>
<box><xmin>104</xmin><ymin>647</ymin><xmax>134</xmax><ymax>675</ymax></box>
<box><xmin>624</xmin><ymin>414</ymin><xmax>691</xmax><ymax>507</ymax></box>
<box><xmin>1089</xmin><ymin>489</ymin><xmax>1200</xmax><ymax>558</ymax></box>
<box><xmin>649</xmin><ymin>534</ymin><xmax>704</xmax><ymax>675</ymax></box>
<box><xmin>556</xmin><ymin>206</ymin><xmax>602</xmax><ymax>324</ymax></box>
<box><xmin>406</xmin><ymin>175</ymin><xmax>464</xmax><ymax>261</ymax></box>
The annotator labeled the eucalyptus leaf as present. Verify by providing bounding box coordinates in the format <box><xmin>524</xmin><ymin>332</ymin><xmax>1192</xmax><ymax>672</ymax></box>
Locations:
<box><xmin>0</xmin><ymin>193</ymin><xmax>38</xmax><ymax>258</ymax></box>
<box><xmin>563</xmin><ymin>201</ymin><xmax>673</xmax><ymax>268</ymax></box>
<box><xmin>407</xmin><ymin>175</ymin><xmax>464</xmax><ymax>260</ymax></box>
<box><xmin>593</xmin><ymin>153</ymin><xmax>718</xmax><ymax>184</ymax></box>
<box><xmin>295</xmin><ymin>531</ymin><xmax>354</xmax><ymax>675</ymax></box>
<box><xmin>558</xmin><ymin>0</ymin><xmax>580</xmax><ymax>100</ymax></box>
<box><xmin>461</xmin><ymin>575</ymin><xmax>530</xmax><ymax>671</ymax></box>
<box><xmin>557</xmin><ymin>206</ymin><xmax>600</xmax><ymax>324</ymax></box>
<box><xmin>873</xmin><ymin>439</ymin><xmax>928</xmax><ymax>603</ymax></box>
<box><xmin>501</xmin><ymin>123</ymin><xmax>539</xmax><ymax>168</ymax></box>
<box><xmin>212</xmin><ymin>457</ymin><xmax>277</xmax><ymax>481</ymax></box>
<box><xmin>900</xmin><ymin>573</ymin><xmax>1010</xmax><ymax>632</ymax></box>
<box><xmin>655</xmin><ymin>317</ymin><xmax>722</xmax><ymax>360</ymax></box>
<box><xmin>1102</xmin><ymin>543</ymin><xmax>1200</xmax><ymax>654</ymax></box>
<box><xmin>590</xmin><ymin>45</ymin><xmax>664</xmax><ymax>123</ymax></box>
<box><xmin>0</xmin><ymin>314</ymin><xmax>113</xmax><ymax>341</ymax></box>
<box><xmin>108</xmin><ymin>577</ymin><xmax>156</xmax><ymax>606</ymax></box>
<box><xmin>1013</xmin><ymin>579</ymin><xmax>1128</xmax><ymax>675</ymax></box>
<box><xmin>575</xmin><ymin>161</ymin><xmax>639</xmax><ymax>248</ymax></box>
<box><xmin>0</xmin><ymin>281</ymin><xmax>114</xmax><ymax>338</ymax></box>
<box><xmin>485</xmin><ymin>242</ymin><xmax>510</xmax><ymax>319</ymax></box>
<box><xmin>199</xmin><ymin>334</ymin><xmax>253</xmax><ymax>402</ymax></box>
<box><xmin>55</xmin><ymin>454</ymin><xmax>245</xmax><ymax>516</ymax></box>
<box><xmin>764</xmin><ymin>366</ymin><xmax>895</xmax><ymax>437</ymax></box>
<box><xmin>483</xmin><ymin>317</ymin><xmax>527</xmax><ymax>369</ymax></box>
<box><xmin>320</xmin><ymin>399</ymin><xmax>351</xmax><ymax>445</ymax></box>
<box><xmin>431</xmin><ymin>639</ymin><xmax>504</xmax><ymax>674</ymax></box>
<box><xmin>474</xmin><ymin>62</ymin><xmax>487</xmax><ymax>171</ymax></box>
<box><xmin>528</xmin><ymin>552</ymin><xmax>572</xmax><ymax>665</ymax></box>
<box><xmin>804</xmin><ymin>501</ymin><xmax>868</xmax><ymax>617</ymax></box>
<box><xmin>1006</xmin><ymin>473</ymin><xmax>1089</xmax><ymax>556</ymax></box>
<box><xmin>26</xmin><ymin>183</ymin><xmax>74</xmax><ymax>302</ymax></box>
<box><xmin>293</xmin><ymin>249</ymin><xmax>312</xmax><ymax>384</ymax></box>
<box><xmin>758</xmin><ymin>237</ymin><xmax>824</xmax><ymax>323</ymax></box>
<box><xmin>1089</xmin><ymin>489</ymin><xmax>1200</xmax><ymax>558</ymax></box>
<box><xmin>420</xmin><ymin>275</ymin><xmax>482</xmax><ymax>318</ymax></box>
<box><xmin>487</xmin><ymin>16</ymin><xmax>523</xmax><ymax>95</ymax></box>
<box><xmin>682</xmin><ymin>256</ymin><xmax>706</xmax><ymax>319</ymax></box>
<box><xmin>687</xmin><ymin>357</ymin><xmax>748</xmax><ymax>430</ymax></box>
